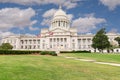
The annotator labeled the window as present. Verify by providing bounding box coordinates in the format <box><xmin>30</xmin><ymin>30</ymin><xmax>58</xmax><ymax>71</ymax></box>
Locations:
<box><xmin>21</xmin><ymin>46</ymin><xmax>23</xmax><ymax>49</ymax></box>
<box><xmin>72</xmin><ymin>43</ymin><xmax>75</xmax><ymax>49</ymax></box>
<box><xmin>83</xmin><ymin>39</ymin><xmax>86</xmax><ymax>43</ymax></box>
<box><xmin>57</xmin><ymin>38</ymin><xmax>59</xmax><ymax>42</ymax></box>
<box><xmin>50</xmin><ymin>45</ymin><xmax>52</xmax><ymax>48</ymax></box>
<box><xmin>43</xmin><ymin>40</ymin><xmax>45</xmax><ymax>42</ymax></box>
<box><xmin>72</xmin><ymin>39</ymin><xmax>75</xmax><ymax>42</ymax></box>
<box><xmin>37</xmin><ymin>40</ymin><xmax>40</xmax><ymax>44</ymax></box>
<box><xmin>87</xmin><ymin>39</ymin><xmax>91</xmax><ymax>43</ymax></box>
<box><xmin>25</xmin><ymin>46</ymin><xmax>27</xmax><ymax>49</ymax></box>
<box><xmin>58</xmin><ymin>21</ymin><xmax>60</xmax><ymax>26</ymax></box>
<box><xmin>33</xmin><ymin>45</ymin><xmax>36</xmax><ymax>49</ymax></box>
<box><xmin>38</xmin><ymin>45</ymin><xmax>40</xmax><ymax>49</ymax></box>
<box><xmin>63</xmin><ymin>21</ymin><xmax>65</xmax><ymax>27</ymax></box>
<box><xmin>25</xmin><ymin>40</ymin><xmax>27</xmax><ymax>44</ymax></box>
<box><xmin>29</xmin><ymin>45</ymin><xmax>32</xmax><ymax>49</ymax></box>
<box><xmin>64</xmin><ymin>38</ymin><xmax>67</xmax><ymax>42</ymax></box>
<box><xmin>33</xmin><ymin>40</ymin><xmax>36</xmax><ymax>44</ymax></box>
<box><xmin>29</xmin><ymin>40</ymin><xmax>32</xmax><ymax>44</ymax></box>
<box><xmin>50</xmin><ymin>38</ymin><xmax>52</xmax><ymax>42</ymax></box>
<box><xmin>21</xmin><ymin>40</ymin><xmax>24</xmax><ymax>44</ymax></box>
<box><xmin>43</xmin><ymin>44</ymin><xmax>45</xmax><ymax>49</ymax></box>
<box><xmin>54</xmin><ymin>38</ymin><xmax>56</xmax><ymax>42</ymax></box>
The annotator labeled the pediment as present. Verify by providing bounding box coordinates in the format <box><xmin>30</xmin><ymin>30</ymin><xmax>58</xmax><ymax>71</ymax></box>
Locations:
<box><xmin>50</xmin><ymin>28</ymin><xmax>69</xmax><ymax>33</ymax></box>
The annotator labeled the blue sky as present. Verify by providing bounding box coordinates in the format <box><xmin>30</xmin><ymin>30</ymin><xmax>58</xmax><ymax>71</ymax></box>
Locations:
<box><xmin>0</xmin><ymin>0</ymin><xmax>120</xmax><ymax>37</ymax></box>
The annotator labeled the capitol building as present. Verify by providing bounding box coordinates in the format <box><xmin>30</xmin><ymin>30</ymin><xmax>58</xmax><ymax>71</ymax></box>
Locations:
<box><xmin>1</xmin><ymin>6</ymin><xmax>120</xmax><ymax>52</ymax></box>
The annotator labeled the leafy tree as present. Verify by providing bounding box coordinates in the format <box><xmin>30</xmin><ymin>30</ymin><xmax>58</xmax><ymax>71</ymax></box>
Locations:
<box><xmin>0</xmin><ymin>43</ymin><xmax>13</xmax><ymax>50</ymax></box>
<box><xmin>92</xmin><ymin>28</ymin><xmax>111</xmax><ymax>52</ymax></box>
<box><xmin>114</xmin><ymin>37</ymin><xmax>120</xmax><ymax>47</ymax></box>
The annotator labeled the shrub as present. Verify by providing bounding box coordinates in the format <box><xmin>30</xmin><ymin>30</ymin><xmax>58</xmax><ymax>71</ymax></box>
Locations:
<box><xmin>0</xmin><ymin>50</ymin><xmax>41</xmax><ymax>55</ymax></box>
<box><xmin>0</xmin><ymin>50</ymin><xmax>57</xmax><ymax>56</ymax></box>
<box><xmin>40</xmin><ymin>51</ymin><xmax>48</xmax><ymax>55</ymax></box>
<box><xmin>60</xmin><ymin>50</ymin><xmax>91</xmax><ymax>53</ymax></box>
<box><xmin>49</xmin><ymin>51</ymin><xmax>57</xmax><ymax>56</ymax></box>
<box><xmin>40</xmin><ymin>51</ymin><xmax>57</xmax><ymax>56</ymax></box>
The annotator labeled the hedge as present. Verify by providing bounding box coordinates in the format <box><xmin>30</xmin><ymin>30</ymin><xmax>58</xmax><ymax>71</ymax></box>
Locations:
<box><xmin>60</xmin><ymin>50</ymin><xmax>91</xmax><ymax>53</ymax></box>
<box><xmin>0</xmin><ymin>50</ymin><xmax>41</xmax><ymax>55</ymax></box>
<box><xmin>0</xmin><ymin>50</ymin><xmax>57</xmax><ymax>56</ymax></box>
<box><xmin>40</xmin><ymin>51</ymin><xmax>57</xmax><ymax>56</ymax></box>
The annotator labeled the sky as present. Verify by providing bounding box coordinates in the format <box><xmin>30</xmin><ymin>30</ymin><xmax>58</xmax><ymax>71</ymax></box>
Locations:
<box><xmin>0</xmin><ymin>0</ymin><xmax>120</xmax><ymax>38</ymax></box>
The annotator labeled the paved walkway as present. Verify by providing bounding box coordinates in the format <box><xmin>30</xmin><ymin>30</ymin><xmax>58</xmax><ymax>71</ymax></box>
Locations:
<box><xmin>64</xmin><ymin>56</ymin><xmax>120</xmax><ymax>67</ymax></box>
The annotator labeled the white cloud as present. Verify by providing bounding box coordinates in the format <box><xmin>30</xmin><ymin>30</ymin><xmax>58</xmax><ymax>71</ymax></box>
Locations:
<box><xmin>0</xmin><ymin>31</ymin><xmax>15</xmax><ymax>39</ymax></box>
<box><xmin>0</xmin><ymin>0</ymin><xmax>81</xmax><ymax>9</ymax></box>
<box><xmin>0</xmin><ymin>7</ymin><xmax>36</xmax><ymax>31</ymax></box>
<box><xmin>42</xmin><ymin>8</ymin><xmax>57</xmax><ymax>18</ymax></box>
<box><xmin>0</xmin><ymin>31</ymin><xmax>36</xmax><ymax>40</ymax></box>
<box><xmin>100</xmin><ymin>0</ymin><xmax>120</xmax><ymax>10</ymax></box>
<box><xmin>29</xmin><ymin>26</ymin><xmax>38</xmax><ymax>31</ymax></box>
<box><xmin>67</xmin><ymin>14</ymin><xmax>74</xmax><ymax>21</ymax></box>
<box><xmin>109</xmin><ymin>28</ymin><xmax>118</xmax><ymax>33</ymax></box>
<box><xmin>24</xmin><ymin>33</ymin><xmax>36</xmax><ymax>37</ymax></box>
<box><xmin>72</xmin><ymin>14</ymin><xmax>106</xmax><ymax>33</ymax></box>
<box><xmin>41</xmin><ymin>19</ymin><xmax>52</xmax><ymax>26</ymax></box>
<box><xmin>41</xmin><ymin>8</ymin><xmax>74</xmax><ymax>26</ymax></box>
<box><xmin>62</xmin><ymin>0</ymin><xmax>78</xmax><ymax>9</ymax></box>
<box><xmin>41</xmin><ymin>9</ymin><xmax>57</xmax><ymax>26</ymax></box>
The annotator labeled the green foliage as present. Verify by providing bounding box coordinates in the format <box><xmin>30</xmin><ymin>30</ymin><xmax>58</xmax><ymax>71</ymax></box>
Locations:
<box><xmin>115</xmin><ymin>37</ymin><xmax>120</xmax><ymax>47</ymax></box>
<box><xmin>0</xmin><ymin>50</ymin><xmax>57</xmax><ymax>56</ymax></box>
<box><xmin>92</xmin><ymin>28</ymin><xmax>111</xmax><ymax>52</ymax></box>
<box><xmin>40</xmin><ymin>51</ymin><xmax>57</xmax><ymax>56</ymax></box>
<box><xmin>0</xmin><ymin>43</ymin><xmax>13</xmax><ymax>50</ymax></box>
<box><xmin>40</xmin><ymin>51</ymin><xmax>47</xmax><ymax>55</ymax></box>
<box><xmin>49</xmin><ymin>51</ymin><xmax>57</xmax><ymax>56</ymax></box>
<box><xmin>0</xmin><ymin>50</ymin><xmax>41</xmax><ymax>55</ymax></box>
<box><xmin>60</xmin><ymin>50</ymin><xmax>91</xmax><ymax>53</ymax></box>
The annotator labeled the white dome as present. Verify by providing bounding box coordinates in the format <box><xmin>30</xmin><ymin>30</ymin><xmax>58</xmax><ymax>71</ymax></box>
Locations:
<box><xmin>50</xmin><ymin>6</ymin><xmax>70</xmax><ymax>31</ymax></box>
<box><xmin>54</xmin><ymin>8</ymin><xmax>67</xmax><ymax>17</ymax></box>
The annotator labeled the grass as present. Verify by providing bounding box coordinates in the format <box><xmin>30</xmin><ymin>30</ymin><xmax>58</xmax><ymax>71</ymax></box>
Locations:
<box><xmin>62</xmin><ymin>53</ymin><xmax>120</xmax><ymax>63</ymax></box>
<box><xmin>0</xmin><ymin>55</ymin><xmax>120</xmax><ymax>80</ymax></box>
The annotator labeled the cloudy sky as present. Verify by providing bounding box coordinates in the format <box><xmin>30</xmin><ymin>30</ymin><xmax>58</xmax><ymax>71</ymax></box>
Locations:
<box><xmin>0</xmin><ymin>0</ymin><xmax>120</xmax><ymax>38</ymax></box>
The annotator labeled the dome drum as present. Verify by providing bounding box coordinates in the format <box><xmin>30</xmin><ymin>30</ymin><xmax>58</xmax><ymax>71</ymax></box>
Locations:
<box><xmin>50</xmin><ymin>6</ymin><xmax>70</xmax><ymax>30</ymax></box>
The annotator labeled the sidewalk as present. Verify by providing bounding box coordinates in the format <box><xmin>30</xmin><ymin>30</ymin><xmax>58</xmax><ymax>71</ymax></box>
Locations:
<box><xmin>63</xmin><ymin>56</ymin><xmax>120</xmax><ymax>67</ymax></box>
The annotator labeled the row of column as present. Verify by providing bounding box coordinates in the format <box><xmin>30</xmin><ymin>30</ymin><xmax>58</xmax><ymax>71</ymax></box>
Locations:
<box><xmin>78</xmin><ymin>45</ymin><xmax>91</xmax><ymax>49</ymax></box>
<box><xmin>21</xmin><ymin>39</ymin><xmax>40</xmax><ymax>44</ymax></box>
<box><xmin>51</xmin><ymin>20</ymin><xmax>69</xmax><ymax>29</ymax></box>
<box><xmin>50</xmin><ymin>38</ymin><xmax>67</xmax><ymax>43</ymax></box>
<box><xmin>49</xmin><ymin>38</ymin><xmax>67</xmax><ymax>49</ymax></box>
<box><xmin>21</xmin><ymin>45</ymin><xmax>41</xmax><ymax>49</ymax></box>
<box><xmin>78</xmin><ymin>38</ymin><xmax>92</xmax><ymax>44</ymax></box>
<box><xmin>3</xmin><ymin>39</ymin><xmax>16</xmax><ymax>44</ymax></box>
<box><xmin>78</xmin><ymin>38</ymin><xmax>92</xmax><ymax>49</ymax></box>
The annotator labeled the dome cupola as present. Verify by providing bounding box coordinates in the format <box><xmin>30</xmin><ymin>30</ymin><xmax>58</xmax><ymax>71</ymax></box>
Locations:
<box><xmin>50</xmin><ymin>6</ymin><xmax>70</xmax><ymax>30</ymax></box>
<box><xmin>54</xmin><ymin>6</ymin><xmax>67</xmax><ymax>18</ymax></box>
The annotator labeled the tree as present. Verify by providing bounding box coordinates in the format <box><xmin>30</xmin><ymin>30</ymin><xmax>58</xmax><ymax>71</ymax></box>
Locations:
<box><xmin>114</xmin><ymin>37</ymin><xmax>120</xmax><ymax>47</ymax></box>
<box><xmin>92</xmin><ymin>28</ymin><xmax>111</xmax><ymax>52</ymax></box>
<box><xmin>0</xmin><ymin>43</ymin><xmax>13</xmax><ymax>50</ymax></box>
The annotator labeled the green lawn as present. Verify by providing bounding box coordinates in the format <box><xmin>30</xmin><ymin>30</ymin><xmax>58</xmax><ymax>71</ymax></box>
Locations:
<box><xmin>62</xmin><ymin>53</ymin><xmax>120</xmax><ymax>63</ymax></box>
<box><xmin>0</xmin><ymin>55</ymin><xmax>120</xmax><ymax>80</ymax></box>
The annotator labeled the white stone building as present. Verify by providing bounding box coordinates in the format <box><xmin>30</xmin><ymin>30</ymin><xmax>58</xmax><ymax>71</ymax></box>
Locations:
<box><xmin>1</xmin><ymin>6</ymin><xmax>120</xmax><ymax>52</ymax></box>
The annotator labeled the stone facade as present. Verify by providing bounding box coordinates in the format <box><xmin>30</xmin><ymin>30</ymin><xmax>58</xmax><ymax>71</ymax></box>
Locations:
<box><xmin>1</xmin><ymin>6</ymin><xmax>120</xmax><ymax>52</ymax></box>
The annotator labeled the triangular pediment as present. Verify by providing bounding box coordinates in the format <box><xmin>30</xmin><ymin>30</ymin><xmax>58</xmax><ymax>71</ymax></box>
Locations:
<box><xmin>50</xmin><ymin>28</ymin><xmax>70</xmax><ymax>33</ymax></box>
